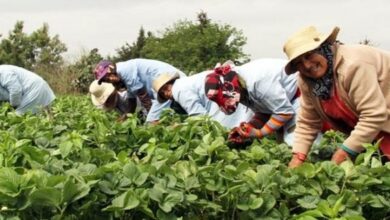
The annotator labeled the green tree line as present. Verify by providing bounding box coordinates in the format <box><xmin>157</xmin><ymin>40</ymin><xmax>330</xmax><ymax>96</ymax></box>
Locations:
<box><xmin>0</xmin><ymin>12</ymin><xmax>250</xmax><ymax>94</ymax></box>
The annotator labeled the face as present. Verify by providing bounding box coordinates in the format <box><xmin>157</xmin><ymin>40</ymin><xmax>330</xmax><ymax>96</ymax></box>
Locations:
<box><xmin>292</xmin><ymin>50</ymin><xmax>328</xmax><ymax>79</ymax></box>
<box><xmin>101</xmin><ymin>72</ymin><xmax>121</xmax><ymax>84</ymax></box>
<box><xmin>158</xmin><ymin>83</ymin><xmax>173</xmax><ymax>101</ymax></box>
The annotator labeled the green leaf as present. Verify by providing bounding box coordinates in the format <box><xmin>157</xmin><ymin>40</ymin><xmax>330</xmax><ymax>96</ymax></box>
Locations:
<box><xmin>339</xmin><ymin>160</ymin><xmax>356</xmax><ymax>178</ymax></box>
<box><xmin>62</xmin><ymin>178</ymin><xmax>90</xmax><ymax>204</ymax></box>
<box><xmin>117</xmin><ymin>151</ymin><xmax>130</xmax><ymax>164</ymax></box>
<box><xmin>135</xmin><ymin>173</ymin><xmax>149</xmax><ymax>186</ymax></box>
<box><xmin>20</xmin><ymin>146</ymin><xmax>48</xmax><ymax>164</ymax></box>
<box><xmin>159</xmin><ymin>191</ymin><xmax>183</xmax><ymax>213</ymax></box>
<box><xmin>123</xmin><ymin>162</ymin><xmax>139</xmax><ymax>180</ymax></box>
<box><xmin>185</xmin><ymin>194</ymin><xmax>198</xmax><ymax>202</ymax></box>
<box><xmin>292</xmin><ymin>210</ymin><xmax>324</xmax><ymax>220</ymax></box>
<box><xmin>317</xmin><ymin>200</ymin><xmax>335</xmax><ymax>218</ymax></box>
<box><xmin>297</xmin><ymin>195</ymin><xmax>320</xmax><ymax>209</ymax></box>
<box><xmin>29</xmin><ymin>188</ymin><xmax>62</xmax><ymax>208</ymax></box>
<box><xmin>59</xmin><ymin>140</ymin><xmax>73</xmax><ymax>158</ymax></box>
<box><xmin>332</xmin><ymin>195</ymin><xmax>345</xmax><ymax>216</ymax></box>
<box><xmin>103</xmin><ymin>190</ymin><xmax>140</xmax><ymax>211</ymax></box>
<box><xmin>149</xmin><ymin>186</ymin><xmax>165</xmax><ymax>202</ymax></box>
<box><xmin>249</xmin><ymin>197</ymin><xmax>263</xmax><ymax>210</ymax></box>
<box><xmin>294</xmin><ymin>163</ymin><xmax>316</xmax><ymax>179</ymax></box>
<box><xmin>237</xmin><ymin>202</ymin><xmax>249</xmax><ymax>211</ymax></box>
<box><xmin>0</xmin><ymin>168</ymin><xmax>23</xmax><ymax>197</ymax></box>
<box><xmin>260</xmin><ymin>193</ymin><xmax>276</xmax><ymax>214</ymax></box>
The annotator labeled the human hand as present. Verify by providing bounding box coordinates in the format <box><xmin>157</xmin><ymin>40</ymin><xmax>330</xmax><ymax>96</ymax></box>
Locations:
<box><xmin>228</xmin><ymin>127</ymin><xmax>244</xmax><ymax>144</ymax></box>
<box><xmin>116</xmin><ymin>114</ymin><xmax>127</xmax><ymax>123</ymax></box>
<box><xmin>288</xmin><ymin>152</ymin><xmax>307</xmax><ymax>168</ymax></box>
<box><xmin>236</xmin><ymin>122</ymin><xmax>261</xmax><ymax>139</ymax></box>
<box><xmin>331</xmin><ymin>148</ymin><xmax>350</xmax><ymax>165</ymax></box>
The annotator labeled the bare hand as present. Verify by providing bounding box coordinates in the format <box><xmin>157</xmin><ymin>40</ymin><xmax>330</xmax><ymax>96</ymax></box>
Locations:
<box><xmin>331</xmin><ymin>148</ymin><xmax>350</xmax><ymax>165</ymax></box>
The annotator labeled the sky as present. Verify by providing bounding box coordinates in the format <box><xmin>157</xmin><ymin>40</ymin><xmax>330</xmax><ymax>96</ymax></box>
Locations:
<box><xmin>1</xmin><ymin>0</ymin><xmax>389</xmax><ymax>62</ymax></box>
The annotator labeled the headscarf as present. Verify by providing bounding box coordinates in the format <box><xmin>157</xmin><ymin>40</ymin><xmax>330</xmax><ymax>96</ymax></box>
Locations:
<box><xmin>205</xmin><ymin>64</ymin><xmax>241</xmax><ymax>114</ymax></box>
<box><xmin>94</xmin><ymin>60</ymin><xmax>115</xmax><ymax>84</ymax></box>
<box><xmin>308</xmin><ymin>42</ymin><xmax>334</xmax><ymax>100</ymax></box>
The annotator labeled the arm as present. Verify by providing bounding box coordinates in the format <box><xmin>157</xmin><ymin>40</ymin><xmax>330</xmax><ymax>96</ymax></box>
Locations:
<box><xmin>116</xmin><ymin>97</ymin><xmax>137</xmax><ymax>122</ymax></box>
<box><xmin>341</xmin><ymin>63</ymin><xmax>387</xmax><ymax>152</ymax></box>
<box><xmin>239</xmin><ymin>80</ymin><xmax>296</xmax><ymax>138</ymax></box>
<box><xmin>291</xmin><ymin>78</ymin><xmax>323</xmax><ymax>155</ymax></box>
<box><xmin>145</xmin><ymin>99</ymin><xmax>171</xmax><ymax>123</ymax></box>
<box><xmin>135</xmin><ymin>87</ymin><xmax>152</xmax><ymax>112</ymax></box>
<box><xmin>237</xmin><ymin>113</ymin><xmax>293</xmax><ymax>139</ymax></box>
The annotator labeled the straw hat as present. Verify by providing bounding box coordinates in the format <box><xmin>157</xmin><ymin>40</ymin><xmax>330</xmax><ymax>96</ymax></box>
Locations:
<box><xmin>89</xmin><ymin>80</ymin><xmax>115</xmax><ymax>106</ymax></box>
<box><xmin>152</xmin><ymin>72</ymin><xmax>180</xmax><ymax>103</ymax></box>
<box><xmin>283</xmin><ymin>26</ymin><xmax>340</xmax><ymax>74</ymax></box>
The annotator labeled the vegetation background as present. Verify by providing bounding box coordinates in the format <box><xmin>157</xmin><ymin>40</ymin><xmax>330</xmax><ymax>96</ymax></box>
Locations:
<box><xmin>0</xmin><ymin>12</ymin><xmax>249</xmax><ymax>93</ymax></box>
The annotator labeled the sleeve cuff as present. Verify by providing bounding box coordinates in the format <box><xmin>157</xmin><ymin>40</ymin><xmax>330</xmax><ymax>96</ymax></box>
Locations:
<box><xmin>339</xmin><ymin>144</ymin><xmax>359</xmax><ymax>157</ymax></box>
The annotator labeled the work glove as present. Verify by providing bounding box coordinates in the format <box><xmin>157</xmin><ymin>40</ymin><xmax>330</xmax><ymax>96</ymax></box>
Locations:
<box><xmin>227</xmin><ymin>127</ymin><xmax>252</xmax><ymax>149</ymax></box>
<box><xmin>228</xmin><ymin>127</ymin><xmax>245</xmax><ymax>144</ymax></box>
<box><xmin>288</xmin><ymin>152</ymin><xmax>307</xmax><ymax>168</ymax></box>
<box><xmin>236</xmin><ymin>122</ymin><xmax>262</xmax><ymax>139</ymax></box>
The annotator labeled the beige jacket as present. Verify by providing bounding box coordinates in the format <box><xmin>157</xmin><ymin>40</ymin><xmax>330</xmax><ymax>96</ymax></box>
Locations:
<box><xmin>294</xmin><ymin>44</ymin><xmax>390</xmax><ymax>155</ymax></box>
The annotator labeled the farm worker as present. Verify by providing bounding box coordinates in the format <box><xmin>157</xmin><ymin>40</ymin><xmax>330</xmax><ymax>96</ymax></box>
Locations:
<box><xmin>152</xmin><ymin>69</ymin><xmax>254</xmax><ymax>128</ymax></box>
<box><xmin>89</xmin><ymin>80</ymin><xmax>142</xmax><ymax>122</ymax></box>
<box><xmin>204</xmin><ymin>58</ymin><xmax>300</xmax><ymax>146</ymax></box>
<box><xmin>93</xmin><ymin>58</ymin><xmax>186</xmax><ymax>123</ymax></box>
<box><xmin>283</xmin><ymin>26</ymin><xmax>390</xmax><ymax>168</ymax></box>
<box><xmin>0</xmin><ymin>64</ymin><xmax>55</xmax><ymax>115</ymax></box>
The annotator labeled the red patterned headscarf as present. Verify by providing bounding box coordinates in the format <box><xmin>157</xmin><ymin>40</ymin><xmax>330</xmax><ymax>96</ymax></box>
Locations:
<box><xmin>205</xmin><ymin>64</ymin><xmax>241</xmax><ymax>115</ymax></box>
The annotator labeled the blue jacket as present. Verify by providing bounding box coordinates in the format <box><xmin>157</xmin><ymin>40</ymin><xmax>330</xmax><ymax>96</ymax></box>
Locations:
<box><xmin>0</xmin><ymin>65</ymin><xmax>55</xmax><ymax>115</ymax></box>
<box><xmin>172</xmin><ymin>71</ymin><xmax>253</xmax><ymax>128</ymax></box>
<box><xmin>116</xmin><ymin>59</ymin><xmax>186</xmax><ymax>122</ymax></box>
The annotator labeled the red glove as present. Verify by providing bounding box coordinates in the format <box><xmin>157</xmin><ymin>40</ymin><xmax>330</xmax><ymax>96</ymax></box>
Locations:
<box><xmin>288</xmin><ymin>152</ymin><xmax>307</xmax><ymax>168</ymax></box>
<box><xmin>331</xmin><ymin>148</ymin><xmax>350</xmax><ymax>165</ymax></box>
<box><xmin>236</xmin><ymin>122</ymin><xmax>262</xmax><ymax>139</ymax></box>
<box><xmin>228</xmin><ymin>127</ymin><xmax>244</xmax><ymax>144</ymax></box>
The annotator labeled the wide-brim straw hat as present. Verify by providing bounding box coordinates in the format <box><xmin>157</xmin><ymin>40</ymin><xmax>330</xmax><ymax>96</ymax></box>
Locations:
<box><xmin>89</xmin><ymin>80</ymin><xmax>115</xmax><ymax>106</ymax></box>
<box><xmin>283</xmin><ymin>26</ymin><xmax>340</xmax><ymax>74</ymax></box>
<box><xmin>152</xmin><ymin>72</ymin><xmax>180</xmax><ymax>103</ymax></box>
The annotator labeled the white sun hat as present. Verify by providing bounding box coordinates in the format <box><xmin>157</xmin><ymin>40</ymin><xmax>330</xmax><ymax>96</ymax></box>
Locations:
<box><xmin>152</xmin><ymin>72</ymin><xmax>180</xmax><ymax>103</ymax></box>
<box><xmin>89</xmin><ymin>80</ymin><xmax>115</xmax><ymax>106</ymax></box>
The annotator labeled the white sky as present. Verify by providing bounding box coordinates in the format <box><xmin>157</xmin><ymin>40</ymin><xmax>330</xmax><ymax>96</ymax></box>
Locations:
<box><xmin>1</xmin><ymin>0</ymin><xmax>389</xmax><ymax>61</ymax></box>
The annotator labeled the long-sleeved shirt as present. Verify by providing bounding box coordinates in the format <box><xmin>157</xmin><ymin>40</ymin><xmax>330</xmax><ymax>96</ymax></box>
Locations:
<box><xmin>234</xmin><ymin>58</ymin><xmax>298</xmax><ymax>136</ymax></box>
<box><xmin>293</xmin><ymin>44</ymin><xmax>390</xmax><ymax>155</ymax></box>
<box><xmin>0</xmin><ymin>65</ymin><xmax>55</xmax><ymax>115</ymax></box>
<box><xmin>115</xmin><ymin>59</ymin><xmax>186</xmax><ymax>122</ymax></box>
<box><xmin>172</xmin><ymin>71</ymin><xmax>253</xmax><ymax>128</ymax></box>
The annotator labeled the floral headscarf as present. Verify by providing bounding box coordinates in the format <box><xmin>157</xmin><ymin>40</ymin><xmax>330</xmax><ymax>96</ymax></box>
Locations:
<box><xmin>308</xmin><ymin>42</ymin><xmax>334</xmax><ymax>100</ymax></box>
<box><xmin>205</xmin><ymin>64</ymin><xmax>241</xmax><ymax>115</ymax></box>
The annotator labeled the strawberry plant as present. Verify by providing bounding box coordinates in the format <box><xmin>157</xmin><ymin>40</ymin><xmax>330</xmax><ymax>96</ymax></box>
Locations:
<box><xmin>0</xmin><ymin>96</ymin><xmax>389</xmax><ymax>219</ymax></box>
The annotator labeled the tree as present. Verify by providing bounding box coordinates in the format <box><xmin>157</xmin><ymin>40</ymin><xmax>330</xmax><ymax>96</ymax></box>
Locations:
<box><xmin>30</xmin><ymin>23</ymin><xmax>67</xmax><ymax>68</ymax></box>
<box><xmin>141</xmin><ymin>11</ymin><xmax>249</xmax><ymax>74</ymax></box>
<box><xmin>69</xmin><ymin>48</ymin><xmax>103</xmax><ymax>92</ymax></box>
<box><xmin>110</xmin><ymin>27</ymin><xmax>152</xmax><ymax>62</ymax></box>
<box><xmin>0</xmin><ymin>21</ymin><xmax>67</xmax><ymax>69</ymax></box>
<box><xmin>0</xmin><ymin>21</ymin><xmax>33</xmax><ymax>67</ymax></box>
